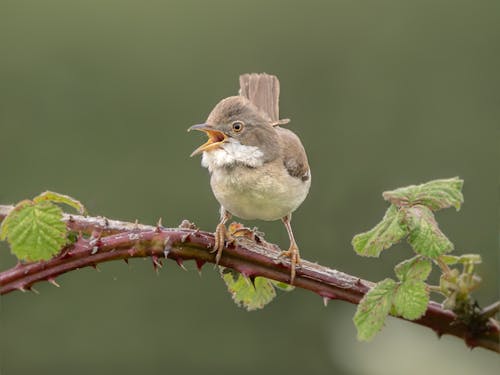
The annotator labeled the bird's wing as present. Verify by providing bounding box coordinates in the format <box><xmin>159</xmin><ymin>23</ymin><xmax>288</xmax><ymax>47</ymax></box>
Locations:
<box><xmin>276</xmin><ymin>127</ymin><xmax>310</xmax><ymax>182</ymax></box>
<box><xmin>239</xmin><ymin>73</ymin><xmax>280</xmax><ymax>122</ymax></box>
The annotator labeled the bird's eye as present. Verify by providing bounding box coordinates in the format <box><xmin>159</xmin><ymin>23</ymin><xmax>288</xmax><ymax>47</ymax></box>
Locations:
<box><xmin>232</xmin><ymin>121</ymin><xmax>244</xmax><ymax>132</ymax></box>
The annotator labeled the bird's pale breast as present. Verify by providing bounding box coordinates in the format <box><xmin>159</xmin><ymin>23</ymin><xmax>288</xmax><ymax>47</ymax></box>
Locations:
<box><xmin>209</xmin><ymin>159</ymin><xmax>311</xmax><ymax>221</ymax></box>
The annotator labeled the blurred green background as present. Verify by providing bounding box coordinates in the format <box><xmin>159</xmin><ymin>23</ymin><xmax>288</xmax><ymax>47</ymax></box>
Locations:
<box><xmin>1</xmin><ymin>0</ymin><xmax>499</xmax><ymax>374</ymax></box>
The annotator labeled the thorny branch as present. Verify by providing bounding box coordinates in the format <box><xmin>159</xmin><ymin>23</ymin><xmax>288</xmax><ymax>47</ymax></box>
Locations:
<box><xmin>0</xmin><ymin>205</ymin><xmax>498</xmax><ymax>353</ymax></box>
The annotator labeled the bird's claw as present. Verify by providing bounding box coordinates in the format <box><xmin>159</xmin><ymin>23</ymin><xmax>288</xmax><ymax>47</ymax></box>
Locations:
<box><xmin>278</xmin><ymin>246</ymin><xmax>301</xmax><ymax>284</ymax></box>
<box><xmin>212</xmin><ymin>223</ymin><xmax>234</xmax><ymax>264</ymax></box>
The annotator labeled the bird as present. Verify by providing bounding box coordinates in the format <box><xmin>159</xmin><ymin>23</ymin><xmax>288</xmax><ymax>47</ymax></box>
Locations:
<box><xmin>188</xmin><ymin>73</ymin><xmax>311</xmax><ymax>283</ymax></box>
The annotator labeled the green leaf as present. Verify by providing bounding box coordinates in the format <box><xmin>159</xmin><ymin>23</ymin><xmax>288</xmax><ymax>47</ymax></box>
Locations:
<box><xmin>33</xmin><ymin>191</ymin><xmax>87</xmax><ymax>215</ymax></box>
<box><xmin>353</xmin><ymin>278</ymin><xmax>397</xmax><ymax>341</ymax></box>
<box><xmin>394</xmin><ymin>256</ymin><xmax>432</xmax><ymax>282</ymax></box>
<box><xmin>457</xmin><ymin>254</ymin><xmax>482</xmax><ymax>264</ymax></box>
<box><xmin>439</xmin><ymin>255</ymin><xmax>459</xmax><ymax>265</ymax></box>
<box><xmin>352</xmin><ymin>205</ymin><xmax>408</xmax><ymax>257</ymax></box>
<box><xmin>405</xmin><ymin>205</ymin><xmax>453</xmax><ymax>258</ymax></box>
<box><xmin>393</xmin><ymin>280</ymin><xmax>429</xmax><ymax>320</ymax></box>
<box><xmin>0</xmin><ymin>200</ymin><xmax>32</xmax><ymax>241</ymax></box>
<box><xmin>271</xmin><ymin>280</ymin><xmax>295</xmax><ymax>292</ymax></box>
<box><xmin>221</xmin><ymin>268</ymin><xmax>287</xmax><ymax>311</ymax></box>
<box><xmin>383</xmin><ymin>177</ymin><xmax>464</xmax><ymax>211</ymax></box>
<box><xmin>1</xmin><ymin>201</ymin><xmax>67</xmax><ymax>261</ymax></box>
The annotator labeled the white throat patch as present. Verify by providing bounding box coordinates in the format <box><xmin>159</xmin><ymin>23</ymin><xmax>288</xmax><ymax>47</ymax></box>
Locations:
<box><xmin>201</xmin><ymin>141</ymin><xmax>264</xmax><ymax>170</ymax></box>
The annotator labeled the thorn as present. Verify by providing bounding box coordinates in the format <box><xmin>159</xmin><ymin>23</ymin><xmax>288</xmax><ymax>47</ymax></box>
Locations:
<box><xmin>123</xmin><ymin>258</ymin><xmax>129</xmax><ymax>265</ymax></box>
<box><xmin>58</xmin><ymin>249</ymin><xmax>69</xmax><ymax>259</ymax></box>
<box><xmin>181</xmin><ymin>232</ymin><xmax>190</xmax><ymax>243</ymax></box>
<box><xmin>323</xmin><ymin>297</ymin><xmax>330</xmax><ymax>307</ymax></box>
<box><xmin>18</xmin><ymin>286</ymin><xmax>27</xmax><ymax>293</ymax></box>
<box><xmin>464</xmin><ymin>336</ymin><xmax>477</xmax><ymax>350</ymax></box>
<box><xmin>89</xmin><ymin>230</ymin><xmax>102</xmax><ymax>247</ymax></box>
<box><xmin>156</xmin><ymin>217</ymin><xmax>163</xmax><ymax>232</ymax></box>
<box><xmin>176</xmin><ymin>258</ymin><xmax>187</xmax><ymax>271</ymax></box>
<box><xmin>134</xmin><ymin>219</ymin><xmax>139</xmax><ymax>229</ymax></box>
<box><xmin>154</xmin><ymin>256</ymin><xmax>163</xmax><ymax>267</ymax></box>
<box><xmin>163</xmin><ymin>236</ymin><xmax>171</xmax><ymax>257</ymax></box>
<box><xmin>195</xmin><ymin>259</ymin><xmax>206</xmax><ymax>274</ymax></box>
<box><xmin>104</xmin><ymin>217</ymin><xmax>110</xmax><ymax>227</ymax></box>
<box><xmin>48</xmin><ymin>278</ymin><xmax>60</xmax><ymax>287</ymax></box>
<box><xmin>30</xmin><ymin>286</ymin><xmax>40</xmax><ymax>295</ymax></box>
<box><xmin>89</xmin><ymin>238</ymin><xmax>103</xmax><ymax>252</ymax></box>
<box><xmin>152</xmin><ymin>255</ymin><xmax>163</xmax><ymax>274</ymax></box>
<box><xmin>90</xmin><ymin>263</ymin><xmax>101</xmax><ymax>272</ymax></box>
<box><xmin>179</xmin><ymin>219</ymin><xmax>197</xmax><ymax>229</ymax></box>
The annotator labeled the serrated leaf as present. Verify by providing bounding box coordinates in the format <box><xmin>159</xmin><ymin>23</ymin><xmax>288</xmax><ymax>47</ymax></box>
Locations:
<box><xmin>221</xmin><ymin>269</ymin><xmax>278</xmax><ymax>311</ymax></box>
<box><xmin>383</xmin><ymin>177</ymin><xmax>464</xmax><ymax>211</ymax></box>
<box><xmin>33</xmin><ymin>191</ymin><xmax>87</xmax><ymax>215</ymax></box>
<box><xmin>0</xmin><ymin>220</ymin><xmax>7</xmax><ymax>240</ymax></box>
<box><xmin>352</xmin><ymin>205</ymin><xmax>408</xmax><ymax>257</ymax></box>
<box><xmin>353</xmin><ymin>278</ymin><xmax>397</xmax><ymax>341</ymax></box>
<box><xmin>393</xmin><ymin>280</ymin><xmax>429</xmax><ymax>320</ymax></box>
<box><xmin>2</xmin><ymin>201</ymin><xmax>67</xmax><ymax>261</ymax></box>
<box><xmin>405</xmin><ymin>205</ymin><xmax>453</xmax><ymax>258</ymax></box>
<box><xmin>0</xmin><ymin>200</ymin><xmax>32</xmax><ymax>241</ymax></box>
<box><xmin>394</xmin><ymin>256</ymin><xmax>432</xmax><ymax>282</ymax></box>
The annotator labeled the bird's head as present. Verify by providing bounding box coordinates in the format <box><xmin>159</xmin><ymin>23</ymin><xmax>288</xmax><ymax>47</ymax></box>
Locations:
<box><xmin>188</xmin><ymin>96</ymin><xmax>280</xmax><ymax>164</ymax></box>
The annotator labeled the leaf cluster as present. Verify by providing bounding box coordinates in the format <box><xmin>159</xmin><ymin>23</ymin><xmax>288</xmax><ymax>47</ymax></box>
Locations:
<box><xmin>354</xmin><ymin>256</ymin><xmax>431</xmax><ymax>341</ymax></box>
<box><xmin>352</xmin><ymin>177</ymin><xmax>462</xmax><ymax>258</ymax></box>
<box><xmin>351</xmin><ymin>177</ymin><xmax>484</xmax><ymax>341</ymax></box>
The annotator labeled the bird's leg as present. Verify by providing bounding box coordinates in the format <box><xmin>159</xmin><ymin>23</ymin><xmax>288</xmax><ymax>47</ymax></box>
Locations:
<box><xmin>279</xmin><ymin>214</ymin><xmax>301</xmax><ymax>284</ymax></box>
<box><xmin>213</xmin><ymin>207</ymin><xmax>232</xmax><ymax>264</ymax></box>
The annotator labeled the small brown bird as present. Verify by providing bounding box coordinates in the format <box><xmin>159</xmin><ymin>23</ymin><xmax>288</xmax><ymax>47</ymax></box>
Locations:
<box><xmin>188</xmin><ymin>73</ymin><xmax>311</xmax><ymax>283</ymax></box>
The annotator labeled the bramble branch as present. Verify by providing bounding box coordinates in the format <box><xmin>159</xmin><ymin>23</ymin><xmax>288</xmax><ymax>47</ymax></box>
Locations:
<box><xmin>0</xmin><ymin>205</ymin><xmax>498</xmax><ymax>353</ymax></box>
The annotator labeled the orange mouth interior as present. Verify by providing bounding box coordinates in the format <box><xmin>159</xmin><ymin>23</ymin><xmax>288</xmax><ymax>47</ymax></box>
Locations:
<box><xmin>190</xmin><ymin>129</ymin><xmax>227</xmax><ymax>156</ymax></box>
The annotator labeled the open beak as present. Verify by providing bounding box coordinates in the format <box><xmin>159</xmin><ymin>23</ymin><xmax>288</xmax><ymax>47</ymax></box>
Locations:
<box><xmin>188</xmin><ymin>123</ymin><xmax>228</xmax><ymax>157</ymax></box>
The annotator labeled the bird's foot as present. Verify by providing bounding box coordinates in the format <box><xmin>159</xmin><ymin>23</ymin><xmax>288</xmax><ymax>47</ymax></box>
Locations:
<box><xmin>212</xmin><ymin>222</ymin><xmax>235</xmax><ymax>264</ymax></box>
<box><xmin>228</xmin><ymin>222</ymin><xmax>265</xmax><ymax>243</ymax></box>
<box><xmin>278</xmin><ymin>245</ymin><xmax>301</xmax><ymax>284</ymax></box>
<box><xmin>213</xmin><ymin>222</ymin><xmax>265</xmax><ymax>264</ymax></box>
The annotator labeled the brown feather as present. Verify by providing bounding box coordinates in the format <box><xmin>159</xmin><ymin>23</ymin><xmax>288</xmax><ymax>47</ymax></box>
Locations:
<box><xmin>239</xmin><ymin>73</ymin><xmax>280</xmax><ymax>122</ymax></box>
<box><xmin>238</xmin><ymin>73</ymin><xmax>308</xmax><ymax>181</ymax></box>
<box><xmin>276</xmin><ymin>127</ymin><xmax>310</xmax><ymax>181</ymax></box>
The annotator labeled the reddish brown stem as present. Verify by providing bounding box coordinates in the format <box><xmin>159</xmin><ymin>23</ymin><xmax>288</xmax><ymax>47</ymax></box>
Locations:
<box><xmin>0</xmin><ymin>205</ymin><xmax>498</xmax><ymax>353</ymax></box>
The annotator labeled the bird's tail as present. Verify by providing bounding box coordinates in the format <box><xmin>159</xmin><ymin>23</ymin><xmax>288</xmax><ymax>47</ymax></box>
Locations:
<box><xmin>239</xmin><ymin>73</ymin><xmax>282</xmax><ymax>123</ymax></box>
